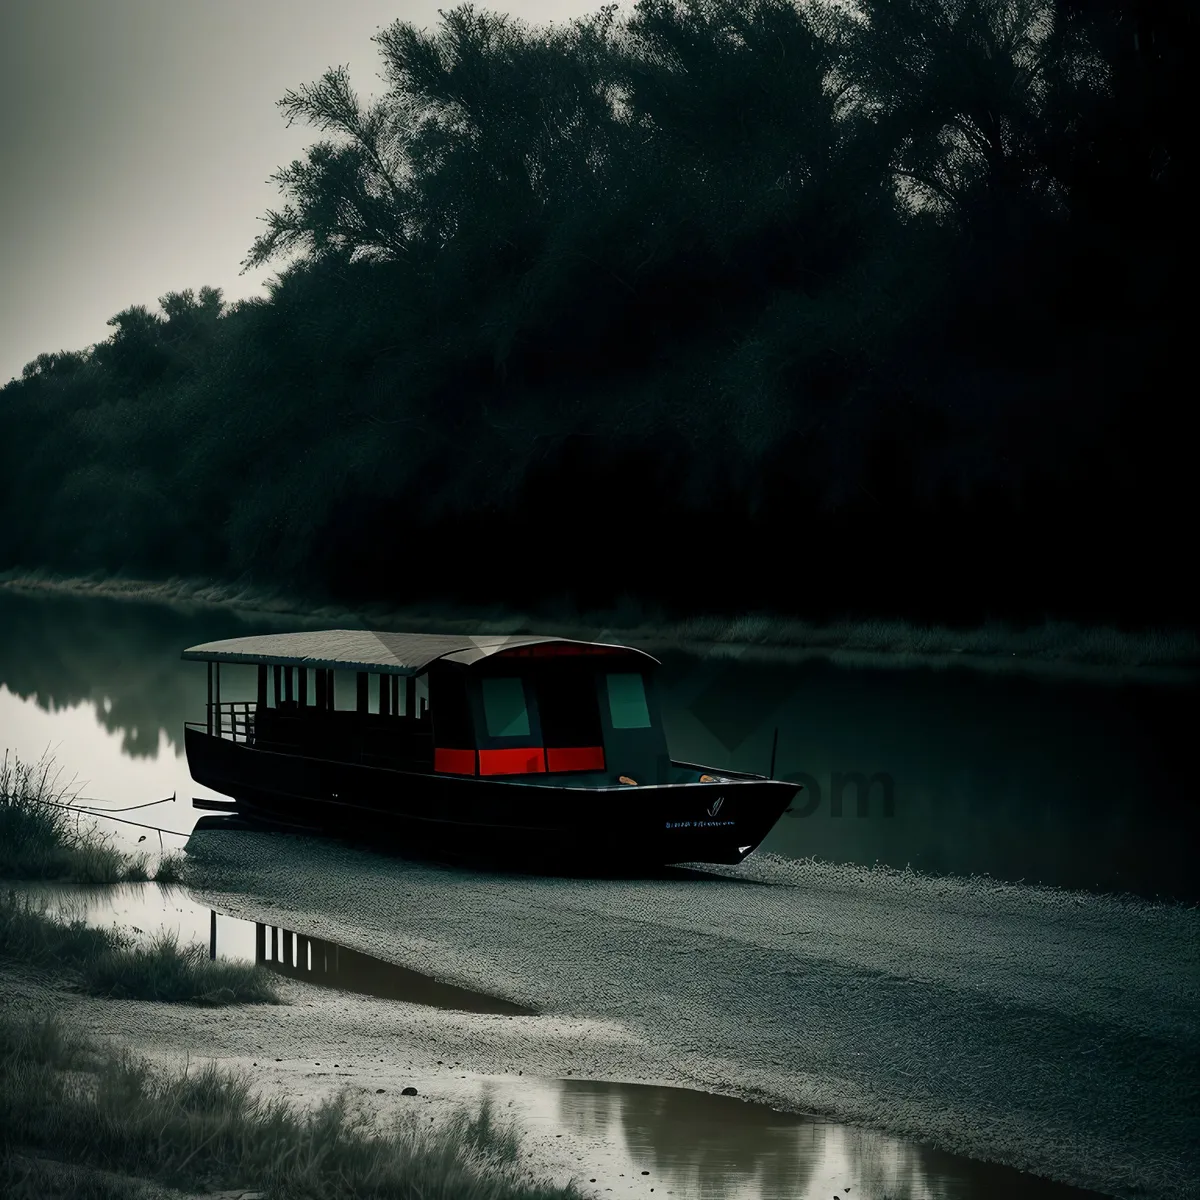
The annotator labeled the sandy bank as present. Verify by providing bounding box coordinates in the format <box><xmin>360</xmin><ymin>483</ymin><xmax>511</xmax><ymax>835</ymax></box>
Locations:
<box><xmin>158</xmin><ymin>826</ymin><xmax>1200</xmax><ymax>1200</ymax></box>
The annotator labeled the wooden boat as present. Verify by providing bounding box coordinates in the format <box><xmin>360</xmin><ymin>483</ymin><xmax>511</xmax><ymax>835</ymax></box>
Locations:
<box><xmin>182</xmin><ymin>630</ymin><xmax>799</xmax><ymax>866</ymax></box>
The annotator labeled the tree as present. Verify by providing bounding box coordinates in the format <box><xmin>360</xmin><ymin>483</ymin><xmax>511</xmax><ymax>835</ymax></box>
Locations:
<box><xmin>835</xmin><ymin>0</ymin><xmax>1109</xmax><ymax>237</ymax></box>
<box><xmin>243</xmin><ymin>65</ymin><xmax>419</xmax><ymax>269</ymax></box>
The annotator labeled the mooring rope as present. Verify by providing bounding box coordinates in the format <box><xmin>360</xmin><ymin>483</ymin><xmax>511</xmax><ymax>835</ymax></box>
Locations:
<box><xmin>15</xmin><ymin>794</ymin><xmax>193</xmax><ymax>847</ymax></box>
<box><xmin>73</xmin><ymin>794</ymin><xmax>177</xmax><ymax>814</ymax></box>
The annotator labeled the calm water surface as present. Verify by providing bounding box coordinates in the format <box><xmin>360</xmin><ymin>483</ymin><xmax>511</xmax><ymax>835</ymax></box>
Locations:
<box><xmin>1</xmin><ymin>587</ymin><xmax>1195</xmax><ymax>899</ymax></box>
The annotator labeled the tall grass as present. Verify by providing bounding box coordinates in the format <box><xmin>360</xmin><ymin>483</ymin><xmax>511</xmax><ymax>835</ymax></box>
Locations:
<box><xmin>0</xmin><ymin>1010</ymin><xmax>582</xmax><ymax>1199</ymax></box>
<box><xmin>0</xmin><ymin>1154</ymin><xmax>178</xmax><ymax>1200</ymax></box>
<box><xmin>0</xmin><ymin>752</ymin><xmax>186</xmax><ymax>884</ymax></box>
<box><xmin>151</xmin><ymin>853</ymin><xmax>186</xmax><ymax>885</ymax></box>
<box><xmin>1</xmin><ymin>751</ymin><xmax>120</xmax><ymax>881</ymax></box>
<box><xmin>0</xmin><ymin>891</ymin><xmax>280</xmax><ymax>1005</ymax></box>
<box><xmin>84</xmin><ymin>932</ymin><xmax>280</xmax><ymax>1005</ymax></box>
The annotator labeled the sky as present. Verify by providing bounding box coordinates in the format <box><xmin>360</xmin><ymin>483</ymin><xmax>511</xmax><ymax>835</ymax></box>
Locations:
<box><xmin>0</xmin><ymin>0</ymin><xmax>609</xmax><ymax>384</ymax></box>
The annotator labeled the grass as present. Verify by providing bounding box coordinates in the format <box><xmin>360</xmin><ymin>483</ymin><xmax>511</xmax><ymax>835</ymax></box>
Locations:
<box><xmin>0</xmin><ymin>1009</ymin><xmax>583</xmax><ymax>1200</ymax></box>
<box><xmin>0</xmin><ymin>751</ymin><xmax>189</xmax><ymax>884</ymax></box>
<box><xmin>152</xmin><ymin>853</ymin><xmax>186</xmax><ymax>885</ymax></box>
<box><xmin>0</xmin><ymin>891</ymin><xmax>280</xmax><ymax>1005</ymax></box>
<box><xmin>0</xmin><ymin>1153</ymin><xmax>182</xmax><ymax>1200</ymax></box>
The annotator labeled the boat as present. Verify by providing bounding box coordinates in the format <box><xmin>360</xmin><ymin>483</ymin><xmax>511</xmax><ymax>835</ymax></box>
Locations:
<box><xmin>182</xmin><ymin>630</ymin><xmax>800</xmax><ymax>866</ymax></box>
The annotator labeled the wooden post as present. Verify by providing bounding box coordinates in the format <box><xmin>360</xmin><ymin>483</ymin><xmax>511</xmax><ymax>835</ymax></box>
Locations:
<box><xmin>283</xmin><ymin>930</ymin><xmax>294</xmax><ymax>969</ymax></box>
<box><xmin>271</xmin><ymin>926</ymin><xmax>279</xmax><ymax>962</ymax></box>
<box><xmin>257</xmin><ymin>665</ymin><xmax>267</xmax><ymax>710</ymax></box>
<box><xmin>207</xmin><ymin>662</ymin><xmax>213</xmax><ymax>734</ymax></box>
<box><xmin>299</xmin><ymin>668</ymin><xmax>308</xmax><ymax>707</ymax></box>
<box><xmin>214</xmin><ymin>664</ymin><xmax>221</xmax><ymax>738</ymax></box>
<box><xmin>255</xmin><ymin>923</ymin><xmax>265</xmax><ymax>964</ymax></box>
<box><xmin>209</xmin><ymin>910</ymin><xmax>217</xmax><ymax>960</ymax></box>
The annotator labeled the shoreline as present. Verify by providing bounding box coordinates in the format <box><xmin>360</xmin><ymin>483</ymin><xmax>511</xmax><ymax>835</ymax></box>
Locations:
<box><xmin>171</xmin><ymin>828</ymin><xmax>1195</xmax><ymax>1200</ymax></box>
<box><xmin>3</xmin><ymin>569</ymin><xmax>1197</xmax><ymax>685</ymax></box>
<box><xmin>4</xmin><ymin>828</ymin><xmax>1194</xmax><ymax>1199</ymax></box>
<box><xmin>0</xmin><ymin>960</ymin><xmax>617</xmax><ymax>1198</ymax></box>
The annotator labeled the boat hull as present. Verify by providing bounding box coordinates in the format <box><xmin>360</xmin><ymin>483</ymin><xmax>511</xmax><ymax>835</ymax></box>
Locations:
<box><xmin>185</xmin><ymin>727</ymin><xmax>796</xmax><ymax>867</ymax></box>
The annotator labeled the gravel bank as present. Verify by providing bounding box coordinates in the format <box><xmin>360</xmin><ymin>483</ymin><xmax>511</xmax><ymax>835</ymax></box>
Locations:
<box><xmin>170</xmin><ymin>826</ymin><xmax>1199</xmax><ymax>1200</ymax></box>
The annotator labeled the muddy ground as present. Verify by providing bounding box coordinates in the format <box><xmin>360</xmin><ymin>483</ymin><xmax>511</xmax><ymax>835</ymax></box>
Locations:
<box><xmin>4</xmin><ymin>826</ymin><xmax>1197</xmax><ymax>1199</ymax></box>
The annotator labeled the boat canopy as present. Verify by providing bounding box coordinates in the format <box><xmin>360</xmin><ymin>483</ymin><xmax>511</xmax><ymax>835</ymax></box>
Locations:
<box><xmin>181</xmin><ymin>630</ymin><xmax>660</xmax><ymax>675</ymax></box>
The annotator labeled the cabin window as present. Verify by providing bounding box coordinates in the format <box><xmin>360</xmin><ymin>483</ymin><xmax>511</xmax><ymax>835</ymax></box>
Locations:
<box><xmin>606</xmin><ymin>673</ymin><xmax>651</xmax><ymax>729</ymax></box>
<box><xmin>481</xmin><ymin>677</ymin><xmax>530</xmax><ymax>738</ymax></box>
<box><xmin>331</xmin><ymin>670</ymin><xmax>358</xmax><ymax>712</ymax></box>
<box><xmin>271</xmin><ymin>666</ymin><xmax>301</xmax><ymax>709</ymax></box>
<box><xmin>537</xmin><ymin>669</ymin><xmax>602</xmax><ymax>746</ymax></box>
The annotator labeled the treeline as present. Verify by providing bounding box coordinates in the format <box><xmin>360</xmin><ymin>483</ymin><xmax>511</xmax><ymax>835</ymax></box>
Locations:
<box><xmin>0</xmin><ymin>0</ymin><xmax>1191</xmax><ymax>627</ymax></box>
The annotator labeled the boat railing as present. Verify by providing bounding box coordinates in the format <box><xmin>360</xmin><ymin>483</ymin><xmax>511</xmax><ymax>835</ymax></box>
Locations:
<box><xmin>192</xmin><ymin>702</ymin><xmax>435</xmax><ymax>769</ymax></box>
<box><xmin>208</xmin><ymin>700</ymin><xmax>256</xmax><ymax>743</ymax></box>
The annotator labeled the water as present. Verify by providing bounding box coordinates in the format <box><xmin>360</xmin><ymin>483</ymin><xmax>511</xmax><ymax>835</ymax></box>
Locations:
<box><xmin>0</xmin><ymin>586</ymin><xmax>1195</xmax><ymax>899</ymax></box>
<box><xmin>1</xmin><ymin>587</ymin><xmax>1193</xmax><ymax>1196</ymax></box>
<box><xmin>9</xmin><ymin>880</ymin><xmax>532</xmax><ymax>1014</ymax></box>
<box><xmin>9</xmin><ymin>879</ymin><xmax>1109</xmax><ymax>1200</ymax></box>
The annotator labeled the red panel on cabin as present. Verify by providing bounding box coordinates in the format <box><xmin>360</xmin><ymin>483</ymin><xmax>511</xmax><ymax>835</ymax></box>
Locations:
<box><xmin>478</xmin><ymin>747</ymin><xmax>547</xmax><ymax>775</ymax></box>
<box><xmin>434</xmin><ymin>748</ymin><xmax>477</xmax><ymax>775</ymax></box>
<box><xmin>546</xmin><ymin>745</ymin><xmax>605</xmax><ymax>773</ymax></box>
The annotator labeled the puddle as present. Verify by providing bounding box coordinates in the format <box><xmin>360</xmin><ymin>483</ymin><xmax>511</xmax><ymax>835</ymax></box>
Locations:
<box><xmin>6</xmin><ymin>881</ymin><xmax>531</xmax><ymax>1015</ymax></box>
<box><xmin>471</xmin><ymin>1075</ymin><xmax>1109</xmax><ymax>1200</ymax></box>
<box><xmin>7</xmin><ymin>882</ymin><xmax>1111</xmax><ymax>1198</ymax></box>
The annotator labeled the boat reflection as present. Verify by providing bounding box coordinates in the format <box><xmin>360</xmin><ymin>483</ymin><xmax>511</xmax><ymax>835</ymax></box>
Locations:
<box><xmin>243</xmin><ymin>918</ymin><xmax>534</xmax><ymax>1016</ymax></box>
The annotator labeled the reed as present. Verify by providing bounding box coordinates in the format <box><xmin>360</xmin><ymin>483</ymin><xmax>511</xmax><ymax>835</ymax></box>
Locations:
<box><xmin>0</xmin><ymin>1010</ymin><xmax>582</xmax><ymax>1199</ymax></box>
<box><xmin>0</xmin><ymin>892</ymin><xmax>280</xmax><ymax>1006</ymax></box>
<box><xmin>0</xmin><ymin>752</ymin><xmax>184</xmax><ymax>885</ymax></box>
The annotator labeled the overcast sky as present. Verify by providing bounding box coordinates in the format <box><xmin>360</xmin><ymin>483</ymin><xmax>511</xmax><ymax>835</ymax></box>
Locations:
<box><xmin>0</xmin><ymin>0</ymin><xmax>608</xmax><ymax>383</ymax></box>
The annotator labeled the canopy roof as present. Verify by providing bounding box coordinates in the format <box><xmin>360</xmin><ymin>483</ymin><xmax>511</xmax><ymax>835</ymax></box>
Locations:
<box><xmin>181</xmin><ymin>630</ymin><xmax>658</xmax><ymax>674</ymax></box>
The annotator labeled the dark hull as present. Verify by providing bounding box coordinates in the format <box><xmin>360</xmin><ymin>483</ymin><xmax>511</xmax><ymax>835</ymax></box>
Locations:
<box><xmin>185</xmin><ymin>728</ymin><xmax>796</xmax><ymax>866</ymax></box>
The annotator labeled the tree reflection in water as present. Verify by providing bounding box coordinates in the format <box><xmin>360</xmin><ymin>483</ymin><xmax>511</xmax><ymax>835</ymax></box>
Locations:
<box><xmin>554</xmin><ymin>1079</ymin><xmax>1107</xmax><ymax>1199</ymax></box>
<box><xmin>0</xmin><ymin>588</ymin><xmax>309</xmax><ymax>757</ymax></box>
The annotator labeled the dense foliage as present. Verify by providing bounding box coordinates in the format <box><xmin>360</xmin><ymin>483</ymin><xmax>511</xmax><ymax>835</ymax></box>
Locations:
<box><xmin>1</xmin><ymin>0</ymin><xmax>1190</xmax><ymax>625</ymax></box>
